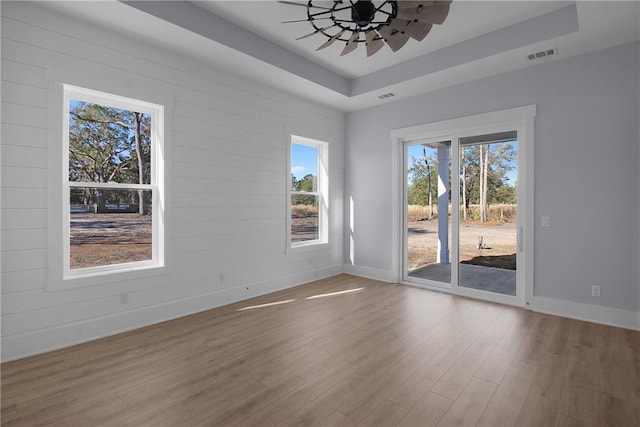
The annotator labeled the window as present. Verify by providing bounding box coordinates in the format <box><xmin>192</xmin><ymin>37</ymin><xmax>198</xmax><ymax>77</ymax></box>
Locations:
<box><xmin>63</xmin><ymin>85</ymin><xmax>164</xmax><ymax>278</ymax></box>
<box><xmin>290</xmin><ymin>136</ymin><xmax>328</xmax><ymax>247</ymax></box>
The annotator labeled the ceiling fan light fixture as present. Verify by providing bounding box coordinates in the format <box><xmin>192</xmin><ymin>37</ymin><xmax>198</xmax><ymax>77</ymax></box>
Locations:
<box><xmin>279</xmin><ymin>0</ymin><xmax>451</xmax><ymax>57</ymax></box>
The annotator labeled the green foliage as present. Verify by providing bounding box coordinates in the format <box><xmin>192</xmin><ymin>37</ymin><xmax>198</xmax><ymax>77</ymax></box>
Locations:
<box><xmin>407</xmin><ymin>154</ymin><xmax>438</xmax><ymax>206</ymax></box>
<box><xmin>68</xmin><ymin>101</ymin><xmax>151</xmax><ymax>207</ymax></box>
<box><xmin>461</xmin><ymin>142</ymin><xmax>517</xmax><ymax>205</ymax></box>
<box><xmin>291</xmin><ymin>174</ymin><xmax>317</xmax><ymax>206</ymax></box>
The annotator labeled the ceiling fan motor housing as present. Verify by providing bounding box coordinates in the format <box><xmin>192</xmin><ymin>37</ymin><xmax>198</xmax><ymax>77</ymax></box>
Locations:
<box><xmin>352</xmin><ymin>1</ymin><xmax>377</xmax><ymax>27</ymax></box>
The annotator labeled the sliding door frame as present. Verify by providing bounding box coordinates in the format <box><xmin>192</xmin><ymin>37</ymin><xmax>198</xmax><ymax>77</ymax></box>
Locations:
<box><xmin>390</xmin><ymin>105</ymin><xmax>536</xmax><ymax>307</ymax></box>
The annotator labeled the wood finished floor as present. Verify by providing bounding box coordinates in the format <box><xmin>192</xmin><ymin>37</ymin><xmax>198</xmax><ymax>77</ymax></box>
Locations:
<box><xmin>2</xmin><ymin>274</ymin><xmax>639</xmax><ymax>427</ymax></box>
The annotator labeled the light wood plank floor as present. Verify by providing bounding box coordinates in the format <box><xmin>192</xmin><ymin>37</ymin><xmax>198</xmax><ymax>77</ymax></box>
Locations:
<box><xmin>2</xmin><ymin>274</ymin><xmax>639</xmax><ymax>426</ymax></box>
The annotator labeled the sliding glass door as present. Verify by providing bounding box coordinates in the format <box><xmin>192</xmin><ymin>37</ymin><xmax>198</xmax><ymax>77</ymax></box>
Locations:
<box><xmin>403</xmin><ymin>130</ymin><xmax>523</xmax><ymax>304</ymax></box>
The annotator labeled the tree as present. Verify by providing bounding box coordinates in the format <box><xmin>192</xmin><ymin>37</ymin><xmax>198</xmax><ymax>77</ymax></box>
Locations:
<box><xmin>460</xmin><ymin>142</ymin><xmax>517</xmax><ymax>221</ymax></box>
<box><xmin>408</xmin><ymin>154</ymin><xmax>438</xmax><ymax>216</ymax></box>
<box><xmin>69</xmin><ymin>101</ymin><xmax>151</xmax><ymax>213</ymax></box>
<box><xmin>292</xmin><ymin>174</ymin><xmax>317</xmax><ymax>206</ymax></box>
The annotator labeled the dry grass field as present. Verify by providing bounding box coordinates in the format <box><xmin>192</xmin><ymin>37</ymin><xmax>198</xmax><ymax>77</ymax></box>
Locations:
<box><xmin>408</xmin><ymin>203</ymin><xmax>517</xmax><ymax>223</ymax></box>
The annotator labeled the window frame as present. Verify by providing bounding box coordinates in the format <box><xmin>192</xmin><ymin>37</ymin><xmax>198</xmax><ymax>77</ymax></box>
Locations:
<box><xmin>61</xmin><ymin>85</ymin><xmax>165</xmax><ymax>280</ymax></box>
<box><xmin>288</xmin><ymin>135</ymin><xmax>329</xmax><ymax>248</ymax></box>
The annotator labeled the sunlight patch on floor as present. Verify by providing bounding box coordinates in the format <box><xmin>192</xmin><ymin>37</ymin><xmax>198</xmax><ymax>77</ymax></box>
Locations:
<box><xmin>305</xmin><ymin>287</ymin><xmax>364</xmax><ymax>300</ymax></box>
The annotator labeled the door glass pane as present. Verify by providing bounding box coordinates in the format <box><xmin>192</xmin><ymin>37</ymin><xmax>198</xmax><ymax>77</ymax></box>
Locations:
<box><xmin>458</xmin><ymin>136</ymin><xmax>518</xmax><ymax>295</ymax></box>
<box><xmin>407</xmin><ymin>140</ymin><xmax>452</xmax><ymax>284</ymax></box>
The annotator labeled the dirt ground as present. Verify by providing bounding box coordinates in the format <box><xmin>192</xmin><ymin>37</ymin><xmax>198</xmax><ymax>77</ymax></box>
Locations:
<box><xmin>291</xmin><ymin>216</ymin><xmax>318</xmax><ymax>242</ymax></box>
<box><xmin>408</xmin><ymin>219</ymin><xmax>517</xmax><ymax>271</ymax></box>
<box><xmin>70</xmin><ymin>213</ymin><xmax>514</xmax><ymax>271</ymax></box>
<box><xmin>70</xmin><ymin>213</ymin><xmax>317</xmax><ymax>269</ymax></box>
<box><xmin>70</xmin><ymin>213</ymin><xmax>152</xmax><ymax>269</ymax></box>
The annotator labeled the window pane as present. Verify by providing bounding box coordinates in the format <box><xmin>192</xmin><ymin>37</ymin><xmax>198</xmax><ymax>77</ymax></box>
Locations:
<box><xmin>70</xmin><ymin>188</ymin><xmax>152</xmax><ymax>269</ymax></box>
<box><xmin>291</xmin><ymin>143</ymin><xmax>318</xmax><ymax>192</ymax></box>
<box><xmin>68</xmin><ymin>100</ymin><xmax>151</xmax><ymax>184</ymax></box>
<box><xmin>291</xmin><ymin>194</ymin><xmax>318</xmax><ymax>242</ymax></box>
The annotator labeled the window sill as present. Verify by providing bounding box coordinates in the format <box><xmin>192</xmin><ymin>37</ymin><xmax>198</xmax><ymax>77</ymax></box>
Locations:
<box><xmin>289</xmin><ymin>240</ymin><xmax>329</xmax><ymax>252</ymax></box>
<box><xmin>48</xmin><ymin>262</ymin><xmax>171</xmax><ymax>291</ymax></box>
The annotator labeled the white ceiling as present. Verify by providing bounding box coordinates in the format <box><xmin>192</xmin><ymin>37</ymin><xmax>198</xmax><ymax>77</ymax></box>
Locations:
<box><xmin>196</xmin><ymin>1</ymin><xmax>573</xmax><ymax>79</ymax></box>
<box><xmin>42</xmin><ymin>1</ymin><xmax>640</xmax><ymax>112</ymax></box>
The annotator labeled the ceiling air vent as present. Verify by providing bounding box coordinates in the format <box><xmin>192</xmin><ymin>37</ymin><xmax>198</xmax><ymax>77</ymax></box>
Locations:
<box><xmin>527</xmin><ymin>47</ymin><xmax>558</xmax><ymax>61</ymax></box>
<box><xmin>378</xmin><ymin>92</ymin><xmax>397</xmax><ymax>99</ymax></box>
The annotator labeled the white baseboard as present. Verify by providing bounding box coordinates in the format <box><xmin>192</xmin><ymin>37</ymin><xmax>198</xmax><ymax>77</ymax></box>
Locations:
<box><xmin>1</xmin><ymin>265</ymin><xmax>344</xmax><ymax>363</ymax></box>
<box><xmin>5</xmin><ymin>265</ymin><xmax>636</xmax><ymax>362</ymax></box>
<box><xmin>343</xmin><ymin>263</ymin><xmax>640</xmax><ymax>331</ymax></box>
<box><xmin>343</xmin><ymin>264</ymin><xmax>397</xmax><ymax>283</ymax></box>
<box><xmin>529</xmin><ymin>296</ymin><xmax>640</xmax><ymax>331</ymax></box>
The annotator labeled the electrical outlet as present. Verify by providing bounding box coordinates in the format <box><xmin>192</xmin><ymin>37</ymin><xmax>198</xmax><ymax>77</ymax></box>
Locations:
<box><xmin>542</xmin><ymin>216</ymin><xmax>550</xmax><ymax>227</ymax></box>
<box><xmin>591</xmin><ymin>285</ymin><xmax>601</xmax><ymax>297</ymax></box>
<box><xmin>120</xmin><ymin>293</ymin><xmax>129</xmax><ymax>304</ymax></box>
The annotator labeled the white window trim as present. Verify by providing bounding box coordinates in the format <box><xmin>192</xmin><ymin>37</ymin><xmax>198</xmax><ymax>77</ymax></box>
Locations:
<box><xmin>288</xmin><ymin>135</ymin><xmax>329</xmax><ymax>249</ymax></box>
<box><xmin>49</xmin><ymin>84</ymin><xmax>166</xmax><ymax>289</ymax></box>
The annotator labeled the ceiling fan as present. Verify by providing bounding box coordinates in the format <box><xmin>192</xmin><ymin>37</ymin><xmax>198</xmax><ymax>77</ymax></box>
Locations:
<box><xmin>278</xmin><ymin>0</ymin><xmax>452</xmax><ymax>57</ymax></box>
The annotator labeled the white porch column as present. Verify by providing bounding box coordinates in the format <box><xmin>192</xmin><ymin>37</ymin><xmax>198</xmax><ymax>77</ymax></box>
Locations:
<box><xmin>437</xmin><ymin>145</ymin><xmax>450</xmax><ymax>264</ymax></box>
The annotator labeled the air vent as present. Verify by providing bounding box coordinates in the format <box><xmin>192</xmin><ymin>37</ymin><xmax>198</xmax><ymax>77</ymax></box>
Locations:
<box><xmin>378</xmin><ymin>92</ymin><xmax>397</xmax><ymax>99</ymax></box>
<box><xmin>527</xmin><ymin>47</ymin><xmax>558</xmax><ymax>61</ymax></box>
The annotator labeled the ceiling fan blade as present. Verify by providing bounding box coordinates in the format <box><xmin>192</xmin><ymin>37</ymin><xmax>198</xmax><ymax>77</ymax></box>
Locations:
<box><xmin>397</xmin><ymin>1</ymin><xmax>450</xmax><ymax>10</ymax></box>
<box><xmin>282</xmin><ymin>17</ymin><xmax>332</xmax><ymax>24</ymax></box>
<box><xmin>404</xmin><ymin>21</ymin><xmax>432</xmax><ymax>41</ymax></box>
<box><xmin>277</xmin><ymin>0</ymin><xmax>333</xmax><ymax>10</ymax></box>
<box><xmin>341</xmin><ymin>31</ymin><xmax>360</xmax><ymax>56</ymax></box>
<box><xmin>365</xmin><ymin>30</ymin><xmax>385</xmax><ymax>57</ymax></box>
<box><xmin>397</xmin><ymin>1</ymin><xmax>437</xmax><ymax>9</ymax></box>
<box><xmin>296</xmin><ymin>25</ymin><xmax>335</xmax><ymax>40</ymax></box>
<box><xmin>378</xmin><ymin>25</ymin><xmax>410</xmax><ymax>52</ymax></box>
<box><xmin>316</xmin><ymin>29</ymin><xmax>346</xmax><ymax>50</ymax></box>
<box><xmin>396</xmin><ymin>2</ymin><xmax>451</xmax><ymax>25</ymax></box>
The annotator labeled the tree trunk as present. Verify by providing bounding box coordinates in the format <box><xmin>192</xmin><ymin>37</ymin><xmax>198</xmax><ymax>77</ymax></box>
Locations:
<box><xmin>482</xmin><ymin>144</ymin><xmax>490</xmax><ymax>222</ymax></box>
<box><xmin>461</xmin><ymin>150</ymin><xmax>467</xmax><ymax>221</ymax></box>
<box><xmin>134</xmin><ymin>112</ymin><xmax>145</xmax><ymax>215</ymax></box>
<box><xmin>427</xmin><ymin>165</ymin><xmax>433</xmax><ymax>219</ymax></box>
<box><xmin>479</xmin><ymin>145</ymin><xmax>485</xmax><ymax>222</ymax></box>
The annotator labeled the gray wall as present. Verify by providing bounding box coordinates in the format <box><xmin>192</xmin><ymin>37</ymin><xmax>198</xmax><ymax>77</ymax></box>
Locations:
<box><xmin>346</xmin><ymin>42</ymin><xmax>640</xmax><ymax>313</ymax></box>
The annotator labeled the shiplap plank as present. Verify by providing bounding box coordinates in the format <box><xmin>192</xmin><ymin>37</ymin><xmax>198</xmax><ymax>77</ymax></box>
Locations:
<box><xmin>1</xmin><ymin>1</ymin><xmax>344</xmax><ymax>361</ymax></box>
<box><xmin>173</xmin><ymin>147</ymin><xmax>285</xmax><ymax>172</ymax></box>
<box><xmin>1</xmin><ymin>123</ymin><xmax>49</xmax><ymax>149</ymax></box>
<box><xmin>173</xmin><ymin>116</ymin><xmax>283</xmax><ymax>148</ymax></box>
<box><xmin>1</xmin><ymin>269</ymin><xmax>48</xmax><ymax>294</ymax></box>
<box><xmin>172</xmin><ymin>161</ymin><xmax>284</xmax><ymax>184</ymax></box>
<box><xmin>1</xmin><ymin>188</ymin><xmax>49</xmax><ymax>209</ymax></box>
<box><xmin>1</xmin><ymin>166</ymin><xmax>49</xmax><ymax>189</ymax></box>
<box><xmin>0</xmin><ymin>208</ymin><xmax>49</xmax><ymax>230</ymax></box>
<box><xmin>2</xmin><ymin>16</ymin><xmax>340</xmax><ymax>127</ymax></box>
<box><xmin>0</xmin><ymin>58</ymin><xmax>49</xmax><ymax>88</ymax></box>
<box><xmin>0</xmin><ymin>248</ymin><xmax>49</xmax><ymax>273</ymax></box>
<box><xmin>1</xmin><ymin>144</ymin><xmax>49</xmax><ymax>168</ymax></box>
<box><xmin>1</xmin><ymin>101</ymin><xmax>48</xmax><ymax>128</ymax></box>
<box><xmin>1</xmin><ymin>80</ymin><xmax>49</xmax><ymax>107</ymax></box>
<box><xmin>173</xmin><ymin>133</ymin><xmax>283</xmax><ymax>161</ymax></box>
<box><xmin>0</xmin><ymin>228</ymin><xmax>48</xmax><ymax>252</ymax></box>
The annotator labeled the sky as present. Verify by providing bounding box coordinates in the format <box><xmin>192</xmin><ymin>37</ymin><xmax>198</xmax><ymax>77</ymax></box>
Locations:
<box><xmin>291</xmin><ymin>142</ymin><xmax>318</xmax><ymax>180</ymax></box>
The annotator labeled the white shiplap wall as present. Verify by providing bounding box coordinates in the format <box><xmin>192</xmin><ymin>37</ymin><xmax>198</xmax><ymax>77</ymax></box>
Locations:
<box><xmin>0</xmin><ymin>2</ymin><xmax>345</xmax><ymax>362</ymax></box>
